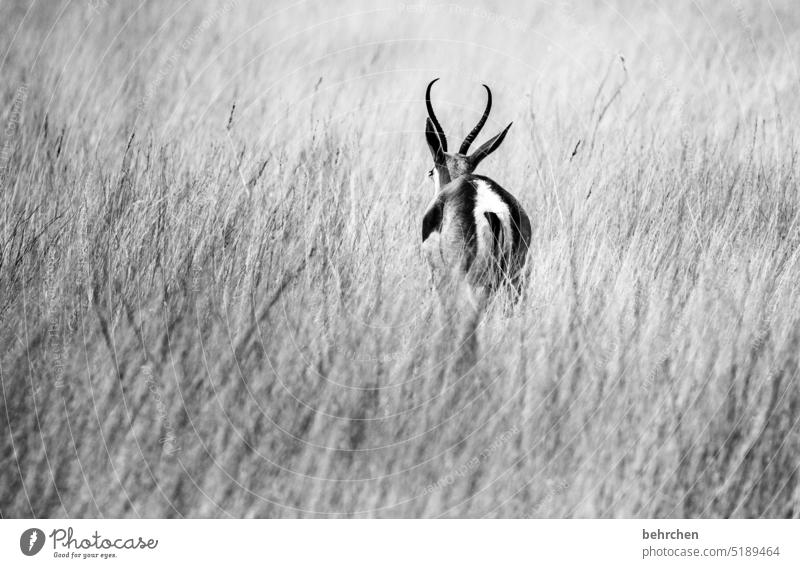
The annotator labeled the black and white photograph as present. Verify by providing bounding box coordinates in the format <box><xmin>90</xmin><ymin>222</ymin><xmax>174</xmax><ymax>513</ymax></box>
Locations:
<box><xmin>1</xmin><ymin>0</ymin><xmax>799</xmax><ymax>563</ymax></box>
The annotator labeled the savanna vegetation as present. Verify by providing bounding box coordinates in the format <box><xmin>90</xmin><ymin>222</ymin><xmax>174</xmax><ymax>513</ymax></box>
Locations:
<box><xmin>1</xmin><ymin>0</ymin><xmax>799</xmax><ymax>517</ymax></box>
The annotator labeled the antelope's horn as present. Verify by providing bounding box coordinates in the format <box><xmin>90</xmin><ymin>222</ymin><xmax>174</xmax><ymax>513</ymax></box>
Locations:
<box><xmin>426</xmin><ymin>78</ymin><xmax>448</xmax><ymax>152</ymax></box>
<box><xmin>459</xmin><ymin>84</ymin><xmax>492</xmax><ymax>154</ymax></box>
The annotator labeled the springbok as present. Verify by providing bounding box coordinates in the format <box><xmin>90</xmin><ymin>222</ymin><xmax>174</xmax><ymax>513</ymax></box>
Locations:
<box><xmin>421</xmin><ymin>78</ymin><xmax>531</xmax><ymax>313</ymax></box>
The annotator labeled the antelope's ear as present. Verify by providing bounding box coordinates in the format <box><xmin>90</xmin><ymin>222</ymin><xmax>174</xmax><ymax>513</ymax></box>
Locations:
<box><xmin>425</xmin><ymin>118</ymin><xmax>445</xmax><ymax>164</ymax></box>
<box><xmin>468</xmin><ymin>122</ymin><xmax>512</xmax><ymax>169</ymax></box>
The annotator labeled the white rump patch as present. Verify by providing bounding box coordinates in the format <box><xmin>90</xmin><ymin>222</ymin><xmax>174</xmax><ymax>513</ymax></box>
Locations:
<box><xmin>473</xmin><ymin>180</ymin><xmax>511</xmax><ymax>258</ymax></box>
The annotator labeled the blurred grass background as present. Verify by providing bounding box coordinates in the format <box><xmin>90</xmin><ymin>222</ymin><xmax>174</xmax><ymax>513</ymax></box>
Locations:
<box><xmin>1</xmin><ymin>0</ymin><xmax>799</xmax><ymax>517</ymax></box>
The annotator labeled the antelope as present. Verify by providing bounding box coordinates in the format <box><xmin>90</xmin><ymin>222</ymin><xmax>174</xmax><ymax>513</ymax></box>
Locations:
<box><xmin>421</xmin><ymin>78</ymin><xmax>531</xmax><ymax>313</ymax></box>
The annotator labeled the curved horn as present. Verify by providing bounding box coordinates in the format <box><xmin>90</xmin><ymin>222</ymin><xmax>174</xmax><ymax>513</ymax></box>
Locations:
<box><xmin>459</xmin><ymin>84</ymin><xmax>492</xmax><ymax>154</ymax></box>
<box><xmin>425</xmin><ymin>78</ymin><xmax>447</xmax><ymax>152</ymax></box>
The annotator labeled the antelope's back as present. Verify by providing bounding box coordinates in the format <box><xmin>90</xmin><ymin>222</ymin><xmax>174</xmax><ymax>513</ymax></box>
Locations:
<box><xmin>422</xmin><ymin>175</ymin><xmax>530</xmax><ymax>295</ymax></box>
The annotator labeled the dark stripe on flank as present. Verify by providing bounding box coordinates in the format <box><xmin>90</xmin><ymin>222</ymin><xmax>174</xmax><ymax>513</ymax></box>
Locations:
<box><xmin>485</xmin><ymin>211</ymin><xmax>506</xmax><ymax>275</ymax></box>
<box><xmin>422</xmin><ymin>200</ymin><xmax>443</xmax><ymax>242</ymax></box>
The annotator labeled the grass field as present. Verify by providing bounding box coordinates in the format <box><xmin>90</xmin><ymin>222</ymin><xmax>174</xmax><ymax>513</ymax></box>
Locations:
<box><xmin>1</xmin><ymin>0</ymin><xmax>799</xmax><ymax>518</ymax></box>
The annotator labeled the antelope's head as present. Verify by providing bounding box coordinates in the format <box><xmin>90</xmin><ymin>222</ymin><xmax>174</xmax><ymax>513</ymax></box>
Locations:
<box><xmin>424</xmin><ymin>78</ymin><xmax>512</xmax><ymax>192</ymax></box>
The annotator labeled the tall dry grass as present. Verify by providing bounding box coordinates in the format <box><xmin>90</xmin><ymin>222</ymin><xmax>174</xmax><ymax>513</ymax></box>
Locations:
<box><xmin>1</xmin><ymin>0</ymin><xmax>799</xmax><ymax>517</ymax></box>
